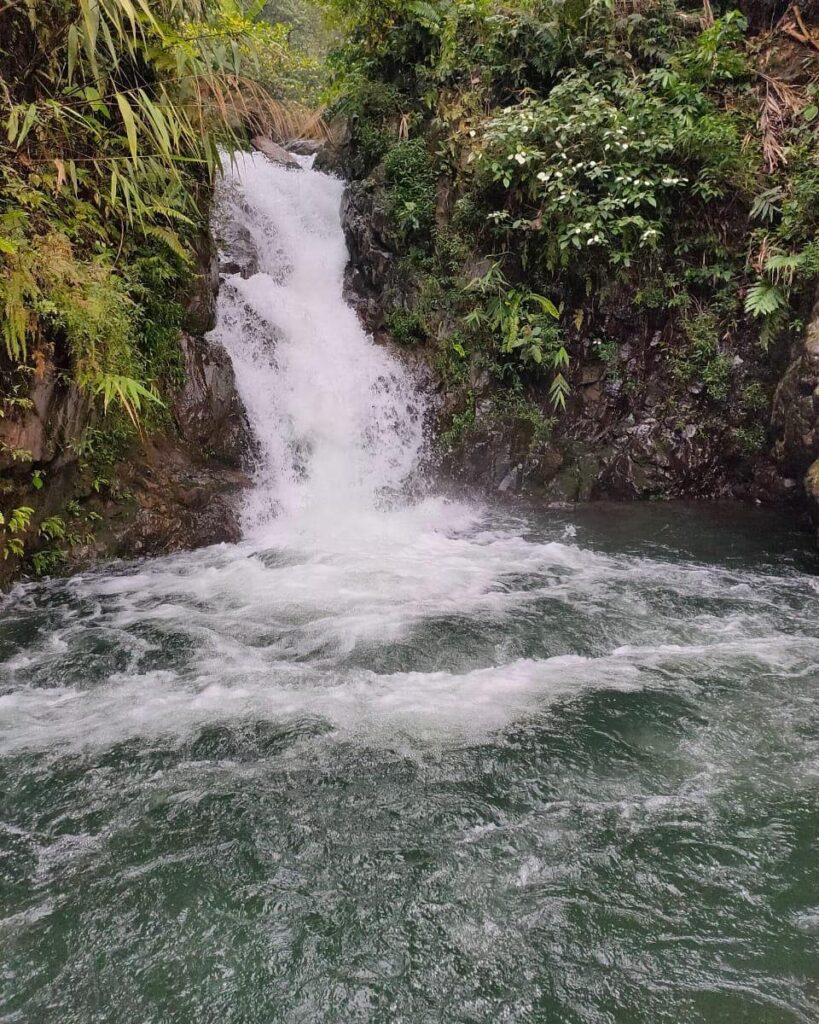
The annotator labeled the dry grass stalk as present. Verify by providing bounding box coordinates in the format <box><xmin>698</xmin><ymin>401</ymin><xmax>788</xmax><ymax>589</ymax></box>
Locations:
<box><xmin>613</xmin><ymin>0</ymin><xmax>659</xmax><ymax>16</ymax></box>
<box><xmin>749</xmin><ymin>232</ymin><xmax>771</xmax><ymax>274</ymax></box>
<box><xmin>756</xmin><ymin>71</ymin><xmax>804</xmax><ymax>171</ymax></box>
<box><xmin>779</xmin><ymin>4</ymin><xmax>819</xmax><ymax>53</ymax></box>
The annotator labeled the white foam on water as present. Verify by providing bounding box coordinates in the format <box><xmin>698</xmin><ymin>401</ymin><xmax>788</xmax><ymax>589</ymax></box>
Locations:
<box><xmin>0</xmin><ymin>655</ymin><xmax>635</xmax><ymax>754</ymax></box>
<box><xmin>2</xmin><ymin>613</ymin><xmax>817</xmax><ymax>756</ymax></box>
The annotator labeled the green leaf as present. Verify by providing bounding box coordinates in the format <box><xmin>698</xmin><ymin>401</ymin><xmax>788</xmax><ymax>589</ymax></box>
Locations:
<box><xmin>16</xmin><ymin>104</ymin><xmax>39</xmax><ymax>148</ymax></box>
<box><xmin>115</xmin><ymin>92</ymin><xmax>139</xmax><ymax>162</ymax></box>
<box><xmin>744</xmin><ymin>280</ymin><xmax>786</xmax><ymax>319</ymax></box>
<box><xmin>78</xmin><ymin>0</ymin><xmax>100</xmax><ymax>76</ymax></box>
<box><xmin>142</xmin><ymin>225</ymin><xmax>191</xmax><ymax>263</ymax></box>
<box><xmin>529</xmin><ymin>294</ymin><xmax>559</xmax><ymax>318</ymax></box>
<box><xmin>803</xmin><ymin>104</ymin><xmax>818</xmax><ymax>122</ymax></box>
<box><xmin>750</xmin><ymin>187</ymin><xmax>782</xmax><ymax>223</ymax></box>
<box><xmin>91</xmin><ymin>372</ymin><xmax>163</xmax><ymax>429</ymax></box>
<box><xmin>67</xmin><ymin>24</ymin><xmax>79</xmax><ymax>83</ymax></box>
<box><xmin>6</xmin><ymin>105</ymin><xmax>19</xmax><ymax>144</ymax></box>
<box><xmin>764</xmin><ymin>251</ymin><xmax>805</xmax><ymax>286</ymax></box>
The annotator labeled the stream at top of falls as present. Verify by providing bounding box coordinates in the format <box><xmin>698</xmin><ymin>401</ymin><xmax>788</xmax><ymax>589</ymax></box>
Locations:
<box><xmin>2</xmin><ymin>153</ymin><xmax>819</xmax><ymax>1024</ymax></box>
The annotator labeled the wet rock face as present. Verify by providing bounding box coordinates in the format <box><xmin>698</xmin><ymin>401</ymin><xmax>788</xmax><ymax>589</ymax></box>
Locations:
<box><xmin>89</xmin><ymin>442</ymin><xmax>249</xmax><ymax>560</ymax></box>
<box><xmin>184</xmin><ymin>235</ymin><xmax>221</xmax><ymax>336</ymax></box>
<box><xmin>340</xmin><ymin>179</ymin><xmax>401</xmax><ymax>338</ymax></box>
<box><xmin>772</xmin><ymin>293</ymin><xmax>819</xmax><ymax>537</ymax></box>
<box><xmin>772</xmin><ymin>295</ymin><xmax>819</xmax><ymax>472</ymax></box>
<box><xmin>74</xmin><ymin>336</ymin><xmax>253</xmax><ymax>566</ymax></box>
<box><xmin>173</xmin><ymin>333</ymin><xmax>251</xmax><ymax>470</ymax></box>
<box><xmin>441</xmin><ymin>405</ymin><xmax>744</xmax><ymax>505</ymax></box>
<box><xmin>0</xmin><ymin>364</ymin><xmax>90</xmax><ymax>470</ymax></box>
<box><xmin>93</xmin><ymin>322</ymin><xmax>254</xmax><ymax>563</ymax></box>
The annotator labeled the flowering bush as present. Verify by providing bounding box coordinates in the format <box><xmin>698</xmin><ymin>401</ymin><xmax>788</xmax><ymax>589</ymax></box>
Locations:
<box><xmin>474</xmin><ymin>66</ymin><xmax>748</xmax><ymax>275</ymax></box>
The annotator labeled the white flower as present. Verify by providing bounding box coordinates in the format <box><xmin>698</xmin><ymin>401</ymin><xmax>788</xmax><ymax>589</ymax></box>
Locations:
<box><xmin>514</xmin><ymin>152</ymin><xmax>527</xmax><ymax>164</ymax></box>
<box><xmin>536</xmin><ymin>171</ymin><xmax>549</xmax><ymax>182</ymax></box>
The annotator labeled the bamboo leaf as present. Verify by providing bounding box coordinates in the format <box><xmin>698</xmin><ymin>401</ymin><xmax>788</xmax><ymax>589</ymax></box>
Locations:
<box><xmin>67</xmin><ymin>24</ymin><xmax>80</xmax><ymax>83</ymax></box>
<box><xmin>6</xmin><ymin>105</ymin><xmax>20</xmax><ymax>145</ymax></box>
<box><xmin>16</xmin><ymin>104</ymin><xmax>39</xmax><ymax>148</ymax></box>
<box><xmin>114</xmin><ymin>92</ymin><xmax>139</xmax><ymax>162</ymax></box>
<box><xmin>91</xmin><ymin>372</ymin><xmax>163</xmax><ymax>429</ymax></box>
<box><xmin>78</xmin><ymin>0</ymin><xmax>101</xmax><ymax>76</ymax></box>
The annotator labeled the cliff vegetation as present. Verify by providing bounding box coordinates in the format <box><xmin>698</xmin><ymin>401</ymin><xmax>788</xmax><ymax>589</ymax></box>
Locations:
<box><xmin>325</xmin><ymin>0</ymin><xmax>819</xmax><ymax>506</ymax></box>
<box><xmin>0</xmin><ymin>0</ymin><xmax>321</xmax><ymax>580</ymax></box>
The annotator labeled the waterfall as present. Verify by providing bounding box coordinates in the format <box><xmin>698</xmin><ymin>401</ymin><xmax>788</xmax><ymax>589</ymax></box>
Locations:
<box><xmin>208</xmin><ymin>152</ymin><xmax>428</xmax><ymax>537</ymax></box>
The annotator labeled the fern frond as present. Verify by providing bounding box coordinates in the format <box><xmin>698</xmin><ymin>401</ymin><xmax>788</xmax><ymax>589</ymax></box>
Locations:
<box><xmin>745</xmin><ymin>280</ymin><xmax>786</xmax><ymax>319</ymax></box>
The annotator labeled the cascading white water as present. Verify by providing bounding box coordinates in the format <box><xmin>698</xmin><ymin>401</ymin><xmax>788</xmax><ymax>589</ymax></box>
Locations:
<box><xmin>208</xmin><ymin>152</ymin><xmax>427</xmax><ymax>536</ymax></box>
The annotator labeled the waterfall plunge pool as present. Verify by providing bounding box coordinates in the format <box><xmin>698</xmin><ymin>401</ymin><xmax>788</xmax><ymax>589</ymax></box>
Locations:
<box><xmin>1</xmin><ymin>154</ymin><xmax>819</xmax><ymax>1024</ymax></box>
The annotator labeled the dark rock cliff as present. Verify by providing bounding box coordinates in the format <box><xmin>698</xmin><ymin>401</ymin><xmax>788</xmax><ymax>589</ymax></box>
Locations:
<box><xmin>772</xmin><ymin>292</ymin><xmax>819</xmax><ymax>541</ymax></box>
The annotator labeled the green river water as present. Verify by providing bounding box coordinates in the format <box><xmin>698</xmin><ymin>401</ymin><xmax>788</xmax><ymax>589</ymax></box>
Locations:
<box><xmin>1</xmin><ymin>501</ymin><xmax>818</xmax><ymax>1024</ymax></box>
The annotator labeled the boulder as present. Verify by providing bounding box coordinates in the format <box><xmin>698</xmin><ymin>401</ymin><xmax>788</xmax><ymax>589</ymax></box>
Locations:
<box><xmin>772</xmin><ymin>292</ymin><xmax>819</xmax><ymax>483</ymax></box>
<box><xmin>287</xmin><ymin>138</ymin><xmax>323</xmax><ymax>156</ymax></box>
<box><xmin>250</xmin><ymin>136</ymin><xmax>302</xmax><ymax>169</ymax></box>
<box><xmin>804</xmin><ymin>457</ymin><xmax>819</xmax><ymax>545</ymax></box>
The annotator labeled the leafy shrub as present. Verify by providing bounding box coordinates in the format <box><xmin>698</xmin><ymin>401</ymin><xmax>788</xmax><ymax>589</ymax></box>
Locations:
<box><xmin>671</xmin><ymin>311</ymin><xmax>734</xmax><ymax>403</ymax></box>
<box><xmin>475</xmin><ymin>59</ymin><xmax>749</xmax><ymax>277</ymax></box>
<box><xmin>384</xmin><ymin>139</ymin><xmax>438</xmax><ymax>242</ymax></box>
<box><xmin>387</xmin><ymin>309</ymin><xmax>426</xmax><ymax>345</ymax></box>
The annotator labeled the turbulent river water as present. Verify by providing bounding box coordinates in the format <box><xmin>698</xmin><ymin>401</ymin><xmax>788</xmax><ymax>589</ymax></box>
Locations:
<box><xmin>2</xmin><ymin>155</ymin><xmax>819</xmax><ymax>1024</ymax></box>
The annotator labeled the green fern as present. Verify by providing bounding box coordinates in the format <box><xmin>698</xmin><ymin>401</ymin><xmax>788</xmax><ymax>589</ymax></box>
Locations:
<box><xmin>749</xmin><ymin>188</ymin><xmax>783</xmax><ymax>224</ymax></box>
<box><xmin>406</xmin><ymin>1</ymin><xmax>442</xmax><ymax>28</ymax></box>
<box><xmin>744</xmin><ymin>280</ymin><xmax>786</xmax><ymax>319</ymax></box>
<box><xmin>763</xmin><ymin>251</ymin><xmax>805</xmax><ymax>287</ymax></box>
